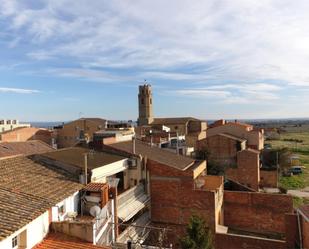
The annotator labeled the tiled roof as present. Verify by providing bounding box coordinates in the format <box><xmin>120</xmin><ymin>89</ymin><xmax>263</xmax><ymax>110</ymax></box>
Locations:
<box><xmin>106</xmin><ymin>139</ymin><xmax>195</xmax><ymax>170</ymax></box>
<box><xmin>152</xmin><ymin>117</ymin><xmax>200</xmax><ymax>125</ymax></box>
<box><xmin>0</xmin><ymin>156</ymin><xmax>82</xmax><ymax>204</ymax></box>
<box><xmin>0</xmin><ymin>187</ymin><xmax>52</xmax><ymax>240</ymax></box>
<box><xmin>212</xmin><ymin>133</ymin><xmax>247</xmax><ymax>142</ymax></box>
<box><xmin>41</xmin><ymin>147</ymin><xmax>126</xmax><ymax>170</ymax></box>
<box><xmin>0</xmin><ymin>140</ymin><xmax>54</xmax><ymax>158</ymax></box>
<box><xmin>63</xmin><ymin>118</ymin><xmax>107</xmax><ymax>127</ymax></box>
<box><xmin>0</xmin><ymin>156</ymin><xmax>83</xmax><ymax>240</ymax></box>
<box><xmin>226</xmin><ymin>122</ymin><xmax>253</xmax><ymax>129</ymax></box>
<box><xmin>33</xmin><ymin>232</ymin><xmax>108</xmax><ymax>249</ymax></box>
<box><xmin>83</xmin><ymin>182</ymin><xmax>107</xmax><ymax>192</ymax></box>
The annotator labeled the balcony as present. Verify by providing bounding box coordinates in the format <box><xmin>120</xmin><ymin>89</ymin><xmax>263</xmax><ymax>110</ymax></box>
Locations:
<box><xmin>51</xmin><ymin>201</ymin><xmax>112</xmax><ymax>245</ymax></box>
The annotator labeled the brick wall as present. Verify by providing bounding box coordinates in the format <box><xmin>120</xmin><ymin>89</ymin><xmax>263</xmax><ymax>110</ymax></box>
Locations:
<box><xmin>226</xmin><ymin>149</ymin><xmax>260</xmax><ymax>190</ymax></box>
<box><xmin>215</xmin><ymin>233</ymin><xmax>286</xmax><ymax>249</ymax></box>
<box><xmin>224</xmin><ymin>191</ymin><xmax>293</xmax><ymax>235</ymax></box>
<box><xmin>302</xmin><ymin>216</ymin><xmax>309</xmax><ymax>249</ymax></box>
<box><xmin>197</xmin><ymin>135</ymin><xmax>239</xmax><ymax>166</ymax></box>
<box><xmin>285</xmin><ymin>213</ymin><xmax>298</xmax><ymax>249</ymax></box>
<box><xmin>260</xmin><ymin>170</ymin><xmax>278</xmax><ymax>188</ymax></box>
<box><xmin>148</xmin><ymin>159</ymin><xmax>216</xmax><ymax>233</ymax></box>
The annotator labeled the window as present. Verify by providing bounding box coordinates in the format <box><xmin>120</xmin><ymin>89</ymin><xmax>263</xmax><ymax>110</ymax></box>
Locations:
<box><xmin>174</xmin><ymin>126</ymin><xmax>178</xmax><ymax>130</ymax></box>
<box><xmin>141</xmin><ymin>98</ymin><xmax>144</xmax><ymax>104</ymax></box>
<box><xmin>58</xmin><ymin>204</ymin><xmax>65</xmax><ymax>215</ymax></box>
<box><xmin>12</xmin><ymin>236</ymin><xmax>17</xmax><ymax>248</ymax></box>
<box><xmin>150</xmin><ymin>98</ymin><xmax>152</xmax><ymax>104</ymax></box>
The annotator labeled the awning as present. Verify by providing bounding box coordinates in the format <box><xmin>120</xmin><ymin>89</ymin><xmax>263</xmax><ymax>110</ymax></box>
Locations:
<box><xmin>117</xmin><ymin>185</ymin><xmax>149</xmax><ymax>222</ymax></box>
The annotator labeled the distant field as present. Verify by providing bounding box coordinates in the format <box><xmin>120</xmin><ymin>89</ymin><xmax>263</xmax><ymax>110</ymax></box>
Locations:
<box><xmin>267</xmin><ymin>132</ymin><xmax>309</xmax><ymax>190</ymax></box>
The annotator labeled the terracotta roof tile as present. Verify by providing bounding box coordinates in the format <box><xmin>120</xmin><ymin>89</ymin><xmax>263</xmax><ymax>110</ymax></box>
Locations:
<box><xmin>0</xmin><ymin>187</ymin><xmax>52</xmax><ymax>240</ymax></box>
<box><xmin>33</xmin><ymin>232</ymin><xmax>109</xmax><ymax>249</ymax></box>
<box><xmin>0</xmin><ymin>140</ymin><xmax>54</xmax><ymax>158</ymax></box>
<box><xmin>83</xmin><ymin>182</ymin><xmax>107</xmax><ymax>192</ymax></box>
<box><xmin>152</xmin><ymin>117</ymin><xmax>200</xmax><ymax>125</ymax></box>
<box><xmin>106</xmin><ymin>139</ymin><xmax>196</xmax><ymax>170</ymax></box>
<box><xmin>0</xmin><ymin>156</ymin><xmax>83</xmax><ymax>240</ymax></box>
<box><xmin>41</xmin><ymin>147</ymin><xmax>126</xmax><ymax>170</ymax></box>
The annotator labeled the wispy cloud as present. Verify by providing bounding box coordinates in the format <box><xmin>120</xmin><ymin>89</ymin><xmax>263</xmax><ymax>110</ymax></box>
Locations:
<box><xmin>1</xmin><ymin>0</ymin><xmax>309</xmax><ymax>119</ymax></box>
<box><xmin>0</xmin><ymin>87</ymin><xmax>40</xmax><ymax>94</ymax></box>
<box><xmin>172</xmin><ymin>83</ymin><xmax>282</xmax><ymax>104</ymax></box>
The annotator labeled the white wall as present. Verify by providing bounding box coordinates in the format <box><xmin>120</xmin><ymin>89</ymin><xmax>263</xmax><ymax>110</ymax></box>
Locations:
<box><xmin>0</xmin><ymin>191</ymin><xmax>80</xmax><ymax>249</ymax></box>
<box><xmin>0</xmin><ymin>211</ymin><xmax>49</xmax><ymax>249</ymax></box>
<box><xmin>52</xmin><ymin>191</ymin><xmax>79</xmax><ymax>221</ymax></box>
<box><xmin>91</xmin><ymin>159</ymin><xmax>128</xmax><ymax>183</ymax></box>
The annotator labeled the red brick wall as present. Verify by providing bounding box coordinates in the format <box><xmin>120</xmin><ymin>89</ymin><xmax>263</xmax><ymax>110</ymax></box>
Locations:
<box><xmin>285</xmin><ymin>213</ymin><xmax>298</xmax><ymax>249</ymax></box>
<box><xmin>224</xmin><ymin>191</ymin><xmax>293</xmax><ymax>235</ymax></box>
<box><xmin>148</xmin><ymin>159</ymin><xmax>216</xmax><ymax>232</ymax></box>
<box><xmin>260</xmin><ymin>170</ymin><xmax>278</xmax><ymax>188</ymax></box>
<box><xmin>215</xmin><ymin>233</ymin><xmax>286</xmax><ymax>249</ymax></box>
<box><xmin>226</xmin><ymin>149</ymin><xmax>260</xmax><ymax>190</ymax></box>
<box><xmin>197</xmin><ymin>135</ymin><xmax>238</xmax><ymax>166</ymax></box>
<box><xmin>302</xmin><ymin>217</ymin><xmax>309</xmax><ymax>249</ymax></box>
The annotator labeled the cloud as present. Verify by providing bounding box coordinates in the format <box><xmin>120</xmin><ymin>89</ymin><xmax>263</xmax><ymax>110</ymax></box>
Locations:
<box><xmin>0</xmin><ymin>87</ymin><xmax>40</xmax><ymax>94</ymax></box>
<box><xmin>172</xmin><ymin>83</ymin><xmax>282</xmax><ymax>104</ymax></box>
<box><xmin>1</xmin><ymin>0</ymin><xmax>309</xmax><ymax>118</ymax></box>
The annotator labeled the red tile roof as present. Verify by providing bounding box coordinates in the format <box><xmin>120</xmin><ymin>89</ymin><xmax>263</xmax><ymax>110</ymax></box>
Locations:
<box><xmin>106</xmin><ymin>139</ymin><xmax>196</xmax><ymax>170</ymax></box>
<box><xmin>0</xmin><ymin>140</ymin><xmax>54</xmax><ymax>158</ymax></box>
<box><xmin>83</xmin><ymin>182</ymin><xmax>107</xmax><ymax>192</ymax></box>
<box><xmin>152</xmin><ymin>117</ymin><xmax>200</xmax><ymax>125</ymax></box>
<box><xmin>33</xmin><ymin>232</ymin><xmax>109</xmax><ymax>249</ymax></box>
<box><xmin>0</xmin><ymin>156</ymin><xmax>83</xmax><ymax>240</ymax></box>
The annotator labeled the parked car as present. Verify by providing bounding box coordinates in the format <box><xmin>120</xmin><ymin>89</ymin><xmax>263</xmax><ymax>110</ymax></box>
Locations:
<box><xmin>288</xmin><ymin>166</ymin><xmax>303</xmax><ymax>175</ymax></box>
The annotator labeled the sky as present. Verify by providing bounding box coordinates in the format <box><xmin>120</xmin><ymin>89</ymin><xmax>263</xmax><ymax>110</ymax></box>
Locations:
<box><xmin>1</xmin><ymin>0</ymin><xmax>309</xmax><ymax>121</ymax></box>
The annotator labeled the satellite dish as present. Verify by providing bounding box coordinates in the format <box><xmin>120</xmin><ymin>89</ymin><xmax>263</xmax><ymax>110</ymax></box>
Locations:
<box><xmin>89</xmin><ymin>205</ymin><xmax>101</xmax><ymax>217</ymax></box>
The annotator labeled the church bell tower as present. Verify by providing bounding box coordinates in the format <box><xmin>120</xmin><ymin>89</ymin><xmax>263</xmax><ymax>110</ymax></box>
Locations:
<box><xmin>138</xmin><ymin>83</ymin><xmax>154</xmax><ymax>126</ymax></box>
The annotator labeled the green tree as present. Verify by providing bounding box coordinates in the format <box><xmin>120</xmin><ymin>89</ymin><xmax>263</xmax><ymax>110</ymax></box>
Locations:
<box><xmin>180</xmin><ymin>215</ymin><xmax>213</xmax><ymax>249</ymax></box>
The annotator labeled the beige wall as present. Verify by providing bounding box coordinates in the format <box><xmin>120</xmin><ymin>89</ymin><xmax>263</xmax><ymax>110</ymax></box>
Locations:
<box><xmin>0</xmin><ymin>127</ymin><xmax>52</xmax><ymax>144</ymax></box>
<box><xmin>55</xmin><ymin>119</ymin><xmax>106</xmax><ymax>148</ymax></box>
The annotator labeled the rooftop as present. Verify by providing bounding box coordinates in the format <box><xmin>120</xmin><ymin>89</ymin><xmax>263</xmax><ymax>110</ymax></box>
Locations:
<box><xmin>152</xmin><ymin>117</ymin><xmax>200</xmax><ymax>125</ymax></box>
<box><xmin>0</xmin><ymin>140</ymin><xmax>54</xmax><ymax>158</ymax></box>
<box><xmin>0</xmin><ymin>187</ymin><xmax>51</xmax><ymax>240</ymax></box>
<box><xmin>41</xmin><ymin>147</ymin><xmax>126</xmax><ymax>170</ymax></box>
<box><xmin>107</xmin><ymin>139</ymin><xmax>196</xmax><ymax>170</ymax></box>
<box><xmin>83</xmin><ymin>182</ymin><xmax>107</xmax><ymax>192</ymax></box>
<box><xmin>216</xmin><ymin>133</ymin><xmax>247</xmax><ymax>142</ymax></box>
<box><xmin>33</xmin><ymin>232</ymin><xmax>108</xmax><ymax>249</ymax></box>
<box><xmin>0</xmin><ymin>156</ymin><xmax>83</xmax><ymax>240</ymax></box>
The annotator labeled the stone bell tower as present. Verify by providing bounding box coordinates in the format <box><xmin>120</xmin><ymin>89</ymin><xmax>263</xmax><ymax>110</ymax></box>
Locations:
<box><xmin>138</xmin><ymin>83</ymin><xmax>154</xmax><ymax>126</ymax></box>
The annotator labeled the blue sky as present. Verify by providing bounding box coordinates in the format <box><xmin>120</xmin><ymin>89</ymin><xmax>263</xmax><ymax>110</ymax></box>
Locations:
<box><xmin>1</xmin><ymin>0</ymin><xmax>309</xmax><ymax>121</ymax></box>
